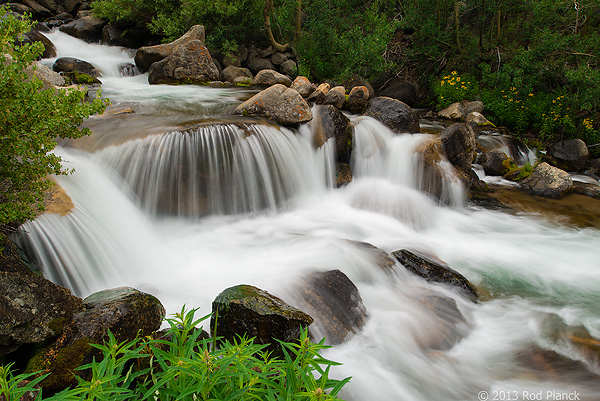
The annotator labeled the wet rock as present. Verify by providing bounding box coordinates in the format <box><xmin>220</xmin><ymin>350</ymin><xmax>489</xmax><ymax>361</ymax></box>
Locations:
<box><xmin>220</xmin><ymin>65</ymin><xmax>252</xmax><ymax>84</ymax></box>
<box><xmin>364</xmin><ymin>96</ymin><xmax>420</xmax><ymax>134</ymax></box>
<box><xmin>232</xmin><ymin>84</ymin><xmax>313</xmax><ymax>126</ymax></box>
<box><xmin>292</xmin><ymin>270</ymin><xmax>367</xmax><ymax>345</ymax></box>
<box><xmin>279</xmin><ymin>59</ymin><xmax>297</xmax><ymax>76</ymax></box>
<box><xmin>392</xmin><ymin>249</ymin><xmax>478</xmax><ymax>302</ymax></box>
<box><xmin>148</xmin><ymin>40</ymin><xmax>219</xmax><ymax>85</ymax></box>
<box><xmin>313</xmin><ymin>105</ymin><xmax>353</xmax><ymax>163</ymax></box>
<box><xmin>549</xmin><ymin>139</ymin><xmax>589</xmax><ymax>172</ymax></box>
<box><xmin>323</xmin><ymin>86</ymin><xmax>346</xmax><ymax>109</ymax></box>
<box><xmin>439</xmin><ymin>123</ymin><xmax>476</xmax><ymax>179</ymax></box>
<box><xmin>53</xmin><ymin>57</ymin><xmax>101</xmax><ymax>78</ymax></box>
<box><xmin>251</xmin><ymin>69</ymin><xmax>292</xmax><ymax>87</ymax></box>
<box><xmin>438</xmin><ymin>102</ymin><xmax>466</xmax><ymax>120</ymax></box>
<box><xmin>336</xmin><ymin>163</ymin><xmax>352</xmax><ymax>187</ymax></box>
<box><xmin>378</xmin><ymin>80</ymin><xmax>417</xmax><ymax>106</ymax></box>
<box><xmin>41</xmin><ymin>180</ymin><xmax>74</xmax><ymax>216</ymax></box>
<box><xmin>134</xmin><ymin>25</ymin><xmax>206</xmax><ymax>72</ymax></box>
<box><xmin>16</xmin><ymin>0</ymin><xmax>53</xmax><ymax>19</ymax></box>
<box><xmin>59</xmin><ymin>16</ymin><xmax>107</xmax><ymax>43</ymax></box>
<box><xmin>118</xmin><ymin>63</ymin><xmax>139</xmax><ymax>77</ymax></box>
<box><xmin>222</xmin><ymin>52</ymin><xmax>241</xmax><ymax>68</ymax></box>
<box><xmin>101</xmin><ymin>25</ymin><xmax>137</xmax><ymax>48</ymax></box>
<box><xmin>414</xmin><ymin>137</ymin><xmax>462</xmax><ymax>202</ymax></box>
<box><xmin>0</xmin><ymin>238</ymin><xmax>82</xmax><ymax>355</ymax></box>
<box><xmin>414</xmin><ymin>290</ymin><xmax>469</xmax><ymax>350</ymax></box>
<box><xmin>29</xmin><ymin>61</ymin><xmax>65</xmax><ymax>88</ymax></box>
<box><xmin>573</xmin><ymin>181</ymin><xmax>600</xmax><ymax>198</ymax></box>
<box><xmin>33</xmin><ymin>287</ymin><xmax>164</xmax><ymax>392</ymax></box>
<box><xmin>520</xmin><ymin>162</ymin><xmax>573</xmax><ymax>199</ymax></box>
<box><xmin>307</xmin><ymin>83</ymin><xmax>330</xmax><ymax>104</ymax></box>
<box><xmin>347</xmin><ymin>240</ymin><xmax>397</xmax><ymax>272</ymax></box>
<box><xmin>211</xmin><ymin>284</ymin><xmax>313</xmax><ymax>354</ymax></box>
<box><xmin>21</xmin><ymin>29</ymin><xmax>56</xmax><ymax>59</ymax></box>
<box><xmin>290</xmin><ymin>76</ymin><xmax>314</xmax><ymax>98</ymax></box>
<box><xmin>481</xmin><ymin>149</ymin><xmax>514</xmax><ymax>176</ymax></box>
<box><xmin>589</xmin><ymin>158</ymin><xmax>600</xmax><ymax>177</ymax></box>
<box><xmin>345</xmin><ymin>85</ymin><xmax>370</xmax><ymax>114</ymax></box>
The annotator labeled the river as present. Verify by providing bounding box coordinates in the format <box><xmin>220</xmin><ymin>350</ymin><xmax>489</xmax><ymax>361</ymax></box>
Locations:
<box><xmin>17</xmin><ymin>31</ymin><xmax>600</xmax><ymax>401</ymax></box>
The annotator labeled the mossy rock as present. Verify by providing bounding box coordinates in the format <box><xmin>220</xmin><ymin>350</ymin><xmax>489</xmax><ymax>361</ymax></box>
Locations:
<box><xmin>211</xmin><ymin>285</ymin><xmax>313</xmax><ymax>354</ymax></box>
<box><xmin>62</xmin><ymin>71</ymin><xmax>101</xmax><ymax>85</ymax></box>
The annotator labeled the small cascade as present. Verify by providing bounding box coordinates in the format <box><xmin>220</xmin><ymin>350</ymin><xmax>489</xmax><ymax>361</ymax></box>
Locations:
<box><xmin>351</xmin><ymin>117</ymin><xmax>465</xmax><ymax>206</ymax></box>
<box><xmin>476</xmin><ymin>133</ymin><xmax>537</xmax><ymax>166</ymax></box>
<box><xmin>96</xmin><ymin>123</ymin><xmax>335</xmax><ymax>217</ymax></box>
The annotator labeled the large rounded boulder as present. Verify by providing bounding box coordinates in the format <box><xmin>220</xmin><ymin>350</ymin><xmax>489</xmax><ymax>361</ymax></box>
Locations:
<box><xmin>211</xmin><ymin>284</ymin><xmax>313</xmax><ymax>353</ymax></box>
<box><xmin>59</xmin><ymin>16</ymin><xmax>107</xmax><ymax>43</ymax></box>
<box><xmin>232</xmin><ymin>84</ymin><xmax>313</xmax><ymax>126</ymax></box>
<box><xmin>291</xmin><ymin>270</ymin><xmax>368</xmax><ymax>345</ymax></box>
<box><xmin>53</xmin><ymin>57</ymin><xmax>101</xmax><ymax>78</ymax></box>
<box><xmin>481</xmin><ymin>149</ymin><xmax>513</xmax><ymax>176</ymax></box>
<box><xmin>519</xmin><ymin>162</ymin><xmax>573</xmax><ymax>198</ymax></box>
<box><xmin>148</xmin><ymin>40</ymin><xmax>219</xmax><ymax>85</ymax></box>
<box><xmin>439</xmin><ymin>123</ymin><xmax>476</xmax><ymax>179</ymax></box>
<box><xmin>364</xmin><ymin>96</ymin><xmax>420</xmax><ymax>134</ymax></box>
<box><xmin>135</xmin><ymin>25</ymin><xmax>206</xmax><ymax>73</ymax></box>
<box><xmin>549</xmin><ymin>139</ymin><xmax>589</xmax><ymax>172</ymax></box>
<box><xmin>251</xmin><ymin>69</ymin><xmax>292</xmax><ymax>87</ymax></box>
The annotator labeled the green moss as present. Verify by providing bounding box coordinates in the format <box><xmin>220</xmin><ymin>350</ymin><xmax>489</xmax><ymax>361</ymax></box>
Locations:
<box><xmin>47</xmin><ymin>317</ymin><xmax>70</xmax><ymax>337</ymax></box>
<box><xmin>502</xmin><ymin>157</ymin><xmax>517</xmax><ymax>172</ymax></box>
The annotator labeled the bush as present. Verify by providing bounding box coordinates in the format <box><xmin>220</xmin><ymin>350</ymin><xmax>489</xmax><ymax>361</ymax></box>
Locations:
<box><xmin>1</xmin><ymin>308</ymin><xmax>350</xmax><ymax>400</ymax></box>
<box><xmin>0</xmin><ymin>7</ymin><xmax>108</xmax><ymax>231</ymax></box>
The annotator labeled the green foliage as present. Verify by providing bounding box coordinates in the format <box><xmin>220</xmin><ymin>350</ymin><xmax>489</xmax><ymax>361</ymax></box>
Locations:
<box><xmin>0</xmin><ymin>363</ymin><xmax>47</xmax><ymax>400</ymax></box>
<box><xmin>91</xmin><ymin>0</ymin><xmax>265</xmax><ymax>49</ymax></box>
<box><xmin>433</xmin><ymin>70</ymin><xmax>479</xmax><ymax>109</ymax></box>
<box><xmin>1</xmin><ymin>307</ymin><xmax>350</xmax><ymax>400</ymax></box>
<box><xmin>0</xmin><ymin>7</ymin><xmax>108</xmax><ymax>229</ymax></box>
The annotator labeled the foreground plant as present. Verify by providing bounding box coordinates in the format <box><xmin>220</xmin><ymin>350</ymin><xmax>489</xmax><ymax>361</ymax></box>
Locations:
<box><xmin>1</xmin><ymin>307</ymin><xmax>350</xmax><ymax>400</ymax></box>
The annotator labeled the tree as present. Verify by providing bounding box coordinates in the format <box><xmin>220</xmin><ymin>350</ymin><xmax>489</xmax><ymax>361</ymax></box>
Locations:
<box><xmin>0</xmin><ymin>7</ymin><xmax>108</xmax><ymax>231</ymax></box>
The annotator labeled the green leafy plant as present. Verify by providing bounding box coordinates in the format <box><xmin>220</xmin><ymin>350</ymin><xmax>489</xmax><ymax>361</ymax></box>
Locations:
<box><xmin>0</xmin><ymin>6</ymin><xmax>108</xmax><ymax>230</ymax></box>
<box><xmin>433</xmin><ymin>70</ymin><xmax>479</xmax><ymax>109</ymax></box>
<box><xmin>1</xmin><ymin>307</ymin><xmax>350</xmax><ymax>400</ymax></box>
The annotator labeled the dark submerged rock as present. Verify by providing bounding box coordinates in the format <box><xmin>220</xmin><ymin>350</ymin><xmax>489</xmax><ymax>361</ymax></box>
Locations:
<box><xmin>211</xmin><ymin>284</ymin><xmax>313</xmax><ymax>354</ymax></box>
<box><xmin>292</xmin><ymin>270</ymin><xmax>367</xmax><ymax>345</ymax></box>
<box><xmin>439</xmin><ymin>123</ymin><xmax>476</xmax><ymax>180</ymax></box>
<box><xmin>481</xmin><ymin>149</ymin><xmax>514</xmax><ymax>176</ymax></box>
<box><xmin>53</xmin><ymin>57</ymin><xmax>101</xmax><ymax>78</ymax></box>
<box><xmin>392</xmin><ymin>249</ymin><xmax>478</xmax><ymax>302</ymax></box>
<box><xmin>58</xmin><ymin>16</ymin><xmax>107</xmax><ymax>43</ymax></box>
<box><xmin>364</xmin><ymin>96</ymin><xmax>420</xmax><ymax>134</ymax></box>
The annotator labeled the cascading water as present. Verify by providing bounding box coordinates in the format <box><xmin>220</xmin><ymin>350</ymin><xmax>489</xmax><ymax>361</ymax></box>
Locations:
<box><xmin>15</xmin><ymin>31</ymin><xmax>600</xmax><ymax>400</ymax></box>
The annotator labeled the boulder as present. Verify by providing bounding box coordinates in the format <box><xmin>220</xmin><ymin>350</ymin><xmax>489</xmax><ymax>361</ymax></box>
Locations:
<box><xmin>33</xmin><ymin>287</ymin><xmax>165</xmax><ymax>392</ymax></box>
<box><xmin>251</xmin><ymin>69</ymin><xmax>292</xmax><ymax>87</ymax></box>
<box><xmin>232</xmin><ymin>84</ymin><xmax>313</xmax><ymax>126</ymax></box>
<box><xmin>341</xmin><ymin>76</ymin><xmax>374</xmax><ymax>99</ymax></box>
<box><xmin>134</xmin><ymin>25</ymin><xmax>206</xmax><ymax>73</ymax></box>
<box><xmin>0</xmin><ymin>238</ymin><xmax>81</xmax><ymax>355</ymax></box>
<box><xmin>22</xmin><ymin>29</ymin><xmax>56</xmax><ymax>59</ymax></box>
<box><xmin>392</xmin><ymin>249</ymin><xmax>478</xmax><ymax>302</ymax></box>
<box><xmin>233</xmin><ymin>76</ymin><xmax>252</xmax><ymax>85</ymax></box>
<box><xmin>221</xmin><ymin>65</ymin><xmax>253</xmax><ymax>84</ymax></box>
<box><xmin>246</xmin><ymin>57</ymin><xmax>275</xmax><ymax>75</ymax></box>
<box><xmin>58</xmin><ymin>16</ymin><xmax>107</xmax><ymax>43</ymax></box>
<box><xmin>118</xmin><ymin>63</ymin><xmax>139</xmax><ymax>77</ymax></box>
<box><xmin>549</xmin><ymin>139</ymin><xmax>589</xmax><ymax>172</ymax></box>
<box><xmin>313</xmin><ymin>105</ymin><xmax>353</xmax><ymax>163</ymax></box>
<box><xmin>481</xmin><ymin>149</ymin><xmax>513</xmax><ymax>176</ymax></box>
<box><xmin>307</xmin><ymin>83</ymin><xmax>330</xmax><ymax>104</ymax></box>
<box><xmin>35</xmin><ymin>0</ymin><xmax>63</xmax><ymax>14</ymax></box>
<box><xmin>211</xmin><ymin>284</ymin><xmax>313</xmax><ymax>354</ymax></box>
<box><xmin>290</xmin><ymin>76</ymin><xmax>314</xmax><ymax>98</ymax></box>
<box><xmin>16</xmin><ymin>0</ymin><xmax>53</xmax><ymax>19</ymax></box>
<box><xmin>466</xmin><ymin>112</ymin><xmax>494</xmax><ymax>127</ymax></box>
<box><xmin>222</xmin><ymin>52</ymin><xmax>241</xmax><ymax>68</ymax></box>
<box><xmin>364</xmin><ymin>96</ymin><xmax>420</xmax><ymax>134</ymax></box>
<box><xmin>271</xmin><ymin>52</ymin><xmax>288</xmax><ymax>65</ymax></box>
<box><xmin>52</xmin><ymin>57</ymin><xmax>101</xmax><ymax>78</ymax></box>
<box><xmin>378</xmin><ymin>80</ymin><xmax>417</xmax><ymax>106</ymax></box>
<box><xmin>438</xmin><ymin>102</ymin><xmax>467</xmax><ymax>120</ymax></box>
<box><xmin>322</xmin><ymin>85</ymin><xmax>346</xmax><ymax>109</ymax></box>
<box><xmin>101</xmin><ymin>25</ymin><xmax>137</xmax><ymax>48</ymax></box>
<box><xmin>29</xmin><ymin>61</ymin><xmax>65</xmax><ymax>88</ymax></box>
<box><xmin>148</xmin><ymin>40</ymin><xmax>219</xmax><ymax>85</ymax></box>
<box><xmin>439</xmin><ymin>123</ymin><xmax>476</xmax><ymax>178</ymax></box>
<box><xmin>463</xmin><ymin>100</ymin><xmax>484</xmax><ymax>115</ymax></box>
<box><xmin>414</xmin><ymin>137</ymin><xmax>465</xmax><ymax>202</ymax></box>
<box><xmin>63</xmin><ymin>0</ymin><xmax>81</xmax><ymax>14</ymax></box>
<box><xmin>519</xmin><ymin>162</ymin><xmax>573</xmax><ymax>198</ymax></box>
<box><xmin>345</xmin><ymin>85</ymin><xmax>370</xmax><ymax>114</ymax></box>
<box><xmin>280</xmin><ymin>59</ymin><xmax>297</xmax><ymax>76</ymax></box>
<box><xmin>292</xmin><ymin>270</ymin><xmax>367</xmax><ymax>345</ymax></box>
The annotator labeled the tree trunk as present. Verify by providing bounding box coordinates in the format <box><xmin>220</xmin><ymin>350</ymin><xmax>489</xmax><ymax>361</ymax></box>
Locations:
<box><xmin>264</xmin><ymin>0</ymin><xmax>291</xmax><ymax>52</ymax></box>
<box><xmin>454</xmin><ymin>0</ymin><xmax>462</xmax><ymax>52</ymax></box>
<box><xmin>294</xmin><ymin>0</ymin><xmax>301</xmax><ymax>44</ymax></box>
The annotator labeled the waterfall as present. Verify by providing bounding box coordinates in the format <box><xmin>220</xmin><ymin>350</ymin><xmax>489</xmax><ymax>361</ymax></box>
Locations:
<box><xmin>12</xmin><ymin>31</ymin><xmax>600</xmax><ymax>401</ymax></box>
